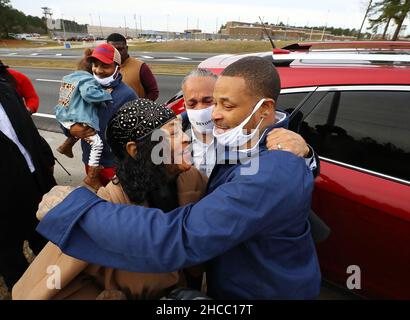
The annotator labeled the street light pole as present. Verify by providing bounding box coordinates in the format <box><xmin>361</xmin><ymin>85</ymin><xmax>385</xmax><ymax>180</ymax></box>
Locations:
<box><xmin>61</xmin><ymin>14</ymin><xmax>66</xmax><ymax>41</ymax></box>
<box><xmin>216</xmin><ymin>17</ymin><xmax>218</xmax><ymax>40</ymax></box>
<box><xmin>166</xmin><ymin>14</ymin><xmax>169</xmax><ymax>41</ymax></box>
<box><xmin>321</xmin><ymin>10</ymin><xmax>330</xmax><ymax>41</ymax></box>
<box><xmin>99</xmin><ymin>15</ymin><xmax>103</xmax><ymax>38</ymax></box>
<box><xmin>124</xmin><ymin>16</ymin><xmax>127</xmax><ymax>37</ymax></box>
<box><xmin>134</xmin><ymin>14</ymin><xmax>138</xmax><ymax>38</ymax></box>
<box><xmin>139</xmin><ymin>15</ymin><xmax>142</xmax><ymax>38</ymax></box>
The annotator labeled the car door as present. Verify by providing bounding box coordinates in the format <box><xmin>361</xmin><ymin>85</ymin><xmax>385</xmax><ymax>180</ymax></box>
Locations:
<box><xmin>294</xmin><ymin>85</ymin><xmax>410</xmax><ymax>299</ymax></box>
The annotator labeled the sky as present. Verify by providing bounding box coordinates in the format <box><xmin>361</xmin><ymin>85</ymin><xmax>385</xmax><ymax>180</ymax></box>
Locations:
<box><xmin>9</xmin><ymin>0</ymin><xmax>408</xmax><ymax>35</ymax></box>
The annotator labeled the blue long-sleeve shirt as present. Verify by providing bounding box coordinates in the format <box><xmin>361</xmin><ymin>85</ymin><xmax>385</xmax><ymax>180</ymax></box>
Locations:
<box><xmin>38</xmin><ymin>120</ymin><xmax>321</xmax><ymax>299</ymax></box>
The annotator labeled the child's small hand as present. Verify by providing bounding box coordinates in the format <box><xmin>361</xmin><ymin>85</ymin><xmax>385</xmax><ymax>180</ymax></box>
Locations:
<box><xmin>105</xmin><ymin>88</ymin><xmax>113</xmax><ymax>94</ymax></box>
<box><xmin>70</xmin><ymin>124</ymin><xmax>96</xmax><ymax>139</ymax></box>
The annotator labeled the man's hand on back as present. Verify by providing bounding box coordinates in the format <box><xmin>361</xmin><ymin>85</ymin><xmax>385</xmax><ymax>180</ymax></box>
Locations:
<box><xmin>266</xmin><ymin>128</ymin><xmax>310</xmax><ymax>158</ymax></box>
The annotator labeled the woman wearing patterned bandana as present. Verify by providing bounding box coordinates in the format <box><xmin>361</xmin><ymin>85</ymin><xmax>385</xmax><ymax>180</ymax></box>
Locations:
<box><xmin>13</xmin><ymin>99</ymin><xmax>208</xmax><ymax>300</ymax></box>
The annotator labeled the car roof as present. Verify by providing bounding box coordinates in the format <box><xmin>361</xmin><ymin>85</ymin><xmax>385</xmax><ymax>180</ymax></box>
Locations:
<box><xmin>277</xmin><ymin>65</ymin><xmax>410</xmax><ymax>89</ymax></box>
<box><xmin>199</xmin><ymin>44</ymin><xmax>410</xmax><ymax>89</ymax></box>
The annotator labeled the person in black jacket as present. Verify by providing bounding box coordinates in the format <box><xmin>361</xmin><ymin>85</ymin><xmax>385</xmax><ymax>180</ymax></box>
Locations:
<box><xmin>0</xmin><ymin>71</ymin><xmax>56</xmax><ymax>290</ymax></box>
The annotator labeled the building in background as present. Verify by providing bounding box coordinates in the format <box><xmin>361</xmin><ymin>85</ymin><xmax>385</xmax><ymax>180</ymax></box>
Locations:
<box><xmin>220</xmin><ymin>21</ymin><xmax>356</xmax><ymax>41</ymax></box>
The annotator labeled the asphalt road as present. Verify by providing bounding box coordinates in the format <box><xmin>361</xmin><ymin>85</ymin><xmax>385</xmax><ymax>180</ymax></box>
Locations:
<box><xmin>0</xmin><ymin>49</ymin><xmax>214</xmax><ymax>65</ymax></box>
<box><xmin>14</xmin><ymin>67</ymin><xmax>183</xmax><ymax>131</ymax></box>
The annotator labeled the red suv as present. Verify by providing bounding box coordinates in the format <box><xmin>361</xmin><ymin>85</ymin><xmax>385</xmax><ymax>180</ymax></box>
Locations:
<box><xmin>166</xmin><ymin>41</ymin><xmax>410</xmax><ymax>299</ymax></box>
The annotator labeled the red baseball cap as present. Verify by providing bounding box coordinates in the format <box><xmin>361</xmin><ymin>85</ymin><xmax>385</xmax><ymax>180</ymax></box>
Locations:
<box><xmin>89</xmin><ymin>43</ymin><xmax>121</xmax><ymax>65</ymax></box>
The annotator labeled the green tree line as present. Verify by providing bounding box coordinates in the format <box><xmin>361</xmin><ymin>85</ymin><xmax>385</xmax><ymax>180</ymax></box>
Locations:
<box><xmin>0</xmin><ymin>0</ymin><xmax>47</xmax><ymax>37</ymax></box>
<box><xmin>0</xmin><ymin>0</ymin><xmax>88</xmax><ymax>38</ymax></box>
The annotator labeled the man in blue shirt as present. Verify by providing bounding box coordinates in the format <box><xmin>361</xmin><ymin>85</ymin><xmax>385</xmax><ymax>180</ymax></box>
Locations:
<box><xmin>37</xmin><ymin>56</ymin><xmax>321</xmax><ymax>299</ymax></box>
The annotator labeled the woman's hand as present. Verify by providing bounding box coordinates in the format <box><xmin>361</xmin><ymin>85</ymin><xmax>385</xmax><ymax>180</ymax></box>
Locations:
<box><xmin>36</xmin><ymin>186</ymin><xmax>76</xmax><ymax>221</ymax></box>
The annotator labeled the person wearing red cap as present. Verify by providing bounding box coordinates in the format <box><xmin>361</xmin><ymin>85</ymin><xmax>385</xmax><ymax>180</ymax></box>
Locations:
<box><xmin>56</xmin><ymin>44</ymin><xmax>137</xmax><ymax>189</ymax></box>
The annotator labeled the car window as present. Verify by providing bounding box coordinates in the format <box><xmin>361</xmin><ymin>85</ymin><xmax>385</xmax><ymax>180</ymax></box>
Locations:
<box><xmin>277</xmin><ymin>92</ymin><xmax>310</xmax><ymax>131</ymax></box>
<box><xmin>300</xmin><ymin>90</ymin><xmax>410</xmax><ymax>182</ymax></box>
<box><xmin>277</xmin><ymin>92</ymin><xmax>309</xmax><ymax>111</ymax></box>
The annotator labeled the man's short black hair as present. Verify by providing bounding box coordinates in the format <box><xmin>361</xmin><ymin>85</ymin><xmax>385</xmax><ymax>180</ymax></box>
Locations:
<box><xmin>107</xmin><ymin>33</ymin><xmax>127</xmax><ymax>44</ymax></box>
<box><xmin>221</xmin><ymin>56</ymin><xmax>281</xmax><ymax>102</ymax></box>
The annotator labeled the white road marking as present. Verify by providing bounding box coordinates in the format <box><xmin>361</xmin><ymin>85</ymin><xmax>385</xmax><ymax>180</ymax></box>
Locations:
<box><xmin>175</xmin><ymin>56</ymin><xmax>191</xmax><ymax>60</ymax></box>
<box><xmin>33</xmin><ymin>112</ymin><xmax>56</xmax><ymax>119</ymax></box>
<box><xmin>35</xmin><ymin>79</ymin><xmax>61</xmax><ymax>83</ymax></box>
<box><xmin>30</xmin><ymin>53</ymin><xmax>39</xmax><ymax>56</ymax></box>
<box><xmin>8</xmin><ymin>52</ymin><xmax>17</xmax><ymax>56</ymax></box>
<box><xmin>140</xmin><ymin>55</ymin><xmax>154</xmax><ymax>59</ymax></box>
<box><xmin>55</xmin><ymin>53</ymin><xmax>62</xmax><ymax>56</ymax></box>
<box><xmin>156</xmin><ymin>58</ymin><xmax>182</xmax><ymax>62</ymax></box>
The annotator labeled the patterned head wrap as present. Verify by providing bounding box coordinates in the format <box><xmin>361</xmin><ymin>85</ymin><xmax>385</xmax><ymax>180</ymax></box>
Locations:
<box><xmin>106</xmin><ymin>98</ymin><xmax>176</xmax><ymax>150</ymax></box>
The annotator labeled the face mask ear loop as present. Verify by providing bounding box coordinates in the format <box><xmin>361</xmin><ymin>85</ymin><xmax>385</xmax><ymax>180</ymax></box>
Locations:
<box><xmin>113</xmin><ymin>65</ymin><xmax>119</xmax><ymax>79</ymax></box>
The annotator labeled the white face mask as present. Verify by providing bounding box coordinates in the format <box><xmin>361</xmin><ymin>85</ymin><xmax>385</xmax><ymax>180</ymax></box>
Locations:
<box><xmin>186</xmin><ymin>104</ymin><xmax>214</xmax><ymax>134</ymax></box>
<box><xmin>93</xmin><ymin>65</ymin><xmax>118</xmax><ymax>86</ymax></box>
<box><xmin>213</xmin><ymin>98</ymin><xmax>265</xmax><ymax>148</ymax></box>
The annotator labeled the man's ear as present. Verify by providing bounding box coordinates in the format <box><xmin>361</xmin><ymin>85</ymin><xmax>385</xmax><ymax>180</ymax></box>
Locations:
<box><xmin>260</xmin><ymin>98</ymin><xmax>275</xmax><ymax>118</ymax></box>
<box><xmin>126</xmin><ymin>141</ymin><xmax>138</xmax><ymax>159</ymax></box>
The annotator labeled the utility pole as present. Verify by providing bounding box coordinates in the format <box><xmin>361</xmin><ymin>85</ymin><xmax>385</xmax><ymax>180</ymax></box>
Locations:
<box><xmin>357</xmin><ymin>0</ymin><xmax>373</xmax><ymax>40</ymax></box>
<box><xmin>321</xmin><ymin>10</ymin><xmax>330</xmax><ymax>41</ymax></box>
<box><xmin>320</xmin><ymin>25</ymin><xmax>326</xmax><ymax>41</ymax></box>
<box><xmin>216</xmin><ymin>17</ymin><xmax>219</xmax><ymax>39</ymax></box>
<box><xmin>134</xmin><ymin>14</ymin><xmax>138</xmax><ymax>38</ymax></box>
<box><xmin>166</xmin><ymin>14</ymin><xmax>169</xmax><ymax>41</ymax></box>
<box><xmin>88</xmin><ymin>14</ymin><xmax>93</xmax><ymax>38</ymax></box>
<box><xmin>61</xmin><ymin>14</ymin><xmax>66</xmax><ymax>41</ymax></box>
<box><xmin>99</xmin><ymin>15</ymin><xmax>103</xmax><ymax>38</ymax></box>
<box><xmin>139</xmin><ymin>15</ymin><xmax>142</xmax><ymax>37</ymax></box>
<box><xmin>124</xmin><ymin>16</ymin><xmax>128</xmax><ymax>37</ymax></box>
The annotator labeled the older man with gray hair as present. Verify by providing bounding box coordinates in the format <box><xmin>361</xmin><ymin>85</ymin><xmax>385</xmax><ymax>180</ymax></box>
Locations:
<box><xmin>180</xmin><ymin>68</ymin><xmax>318</xmax><ymax>177</ymax></box>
